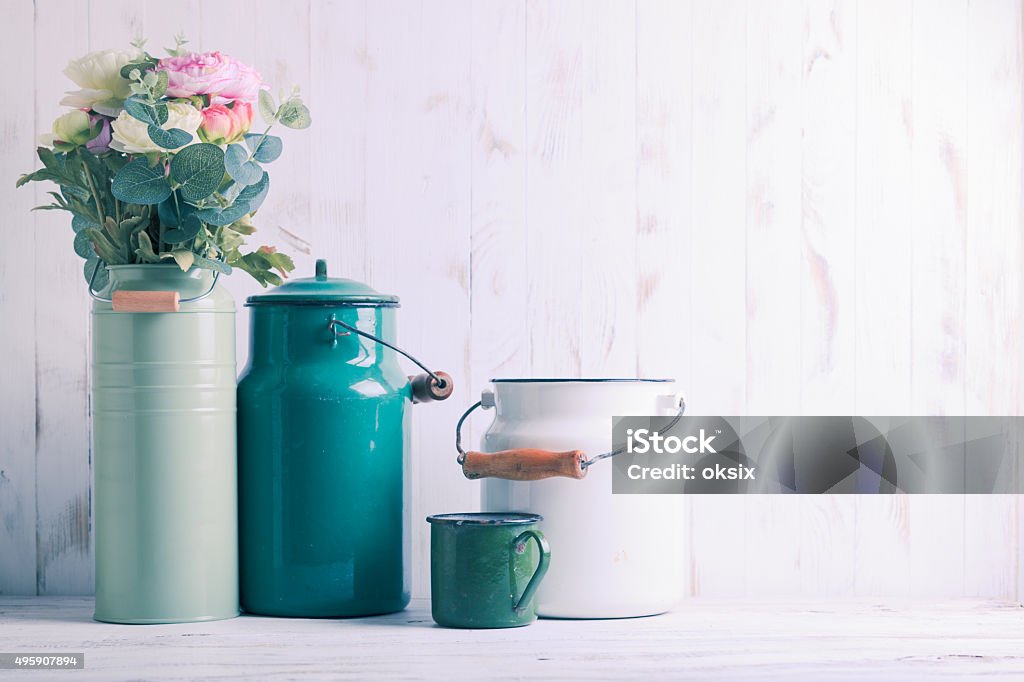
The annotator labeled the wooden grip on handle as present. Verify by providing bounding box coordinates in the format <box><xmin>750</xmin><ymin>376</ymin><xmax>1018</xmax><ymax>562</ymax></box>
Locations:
<box><xmin>461</xmin><ymin>449</ymin><xmax>588</xmax><ymax>481</ymax></box>
<box><xmin>112</xmin><ymin>290</ymin><xmax>181</xmax><ymax>313</ymax></box>
<box><xmin>410</xmin><ymin>371</ymin><xmax>454</xmax><ymax>403</ymax></box>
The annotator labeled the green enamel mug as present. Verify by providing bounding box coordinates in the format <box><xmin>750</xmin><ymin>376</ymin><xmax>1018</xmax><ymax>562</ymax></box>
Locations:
<box><xmin>427</xmin><ymin>513</ymin><xmax>551</xmax><ymax>628</ymax></box>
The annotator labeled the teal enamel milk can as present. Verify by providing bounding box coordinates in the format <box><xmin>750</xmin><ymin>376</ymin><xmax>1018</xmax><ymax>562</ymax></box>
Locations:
<box><xmin>237</xmin><ymin>259</ymin><xmax>452</xmax><ymax>617</ymax></box>
<box><xmin>92</xmin><ymin>264</ymin><xmax>238</xmax><ymax>624</ymax></box>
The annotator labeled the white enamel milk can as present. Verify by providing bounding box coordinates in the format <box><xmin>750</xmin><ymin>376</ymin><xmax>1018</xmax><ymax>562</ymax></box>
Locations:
<box><xmin>455</xmin><ymin>379</ymin><xmax>686</xmax><ymax>619</ymax></box>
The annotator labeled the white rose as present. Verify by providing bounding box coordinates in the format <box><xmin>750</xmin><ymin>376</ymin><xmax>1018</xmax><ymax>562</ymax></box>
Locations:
<box><xmin>61</xmin><ymin>49</ymin><xmax>141</xmax><ymax>116</ymax></box>
<box><xmin>50</xmin><ymin>110</ymin><xmax>94</xmax><ymax>146</ymax></box>
<box><xmin>110</xmin><ymin>102</ymin><xmax>203</xmax><ymax>154</ymax></box>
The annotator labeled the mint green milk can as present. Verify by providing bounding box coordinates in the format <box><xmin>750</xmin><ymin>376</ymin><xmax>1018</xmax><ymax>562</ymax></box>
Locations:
<box><xmin>237</xmin><ymin>259</ymin><xmax>452</xmax><ymax>617</ymax></box>
<box><xmin>92</xmin><ymin>264</ymin><xmax>239</xmax><ymax>624</ymax></box>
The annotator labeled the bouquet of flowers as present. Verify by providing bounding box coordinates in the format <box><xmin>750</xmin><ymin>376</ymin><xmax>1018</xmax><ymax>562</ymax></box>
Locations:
<box><xmin>17</xmin><ymin>37</ymin><xmax>310</xmax><ymax>289</ymax></box>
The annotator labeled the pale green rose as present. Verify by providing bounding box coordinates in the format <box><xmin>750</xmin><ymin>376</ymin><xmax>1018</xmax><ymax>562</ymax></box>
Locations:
<box><xmin>61</xmin><ymin>48</ymin><xmax>141</xmax><ymax>116</ymax></box>
<box><xmin>49</xmin><ymin>110</ymin><xmax>95</xmax><ymax>146</ymax></box>
<box><xmin>110</xmin><ymin>102</ymin><xmax>203</xmax><ymax>154</ymax></box>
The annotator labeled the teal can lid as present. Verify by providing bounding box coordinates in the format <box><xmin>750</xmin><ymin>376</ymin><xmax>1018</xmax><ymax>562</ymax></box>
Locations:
<box><xmin>246</xmin><ymin>259</ymin><xmax>399</xmax><ymax>306</ymax></box>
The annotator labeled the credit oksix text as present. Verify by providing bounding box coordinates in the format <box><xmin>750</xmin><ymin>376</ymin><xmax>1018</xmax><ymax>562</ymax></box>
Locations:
<box><xmin>623</xmin><ymin>428</ymin><xmax>756</xmax><ymax>482</ymax></box>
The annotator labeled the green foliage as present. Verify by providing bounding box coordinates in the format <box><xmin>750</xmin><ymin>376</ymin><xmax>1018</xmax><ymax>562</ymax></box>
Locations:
<box><xmin>163</xmin><ymin>213</ymin><xmax>203</xmax><ymax>243</ymax></box>
<box><xmin>124</xmin><ymin>97</ymin><xmax>167</xmax><ymax>125</ymax></box>
<box><xmin>243</xmin><ymin>134</ymin><xmax>282</xmax><ymax>163</ymax></box>
<box><xmin>258</xmin><ymin>88</ymin><xmax>311</xmax><ymax>130</ymax></box>
<box><xmin>147</xmin><ymin>125</ymin><xmax>192</xmax><ymax>149</ymax></box>
<box><xmin>111</xmin><ymin>159</ymin><xmax>172</xmax><ymax>205</ymax></box>
<box><xmin>84</xmin><ymin>256</ymin><xmax>109</xmax><ymax>291</ymax></box>
<box><xmin>233</xmin><ymin>249</ymin><xmax>295</xmax><ymax>287</ymax></box>
<box><xmin>18</xmin><ymin>40</ymin><xmax>314</xmax><ymax>288</ymax></box>
<box><xmin>169</xmin><ymin>143</ymin><xmax>225</xmax><ymax>202</ymax></box>
<box><xmin>258</xmin><ymin>90</ymin><xmax>277</xmax><ymax>127</ymax></box>
<box><xmin>224</xmin><ymin>143</ymin><xmax>263</xmax><ymax>185</ymax></box>
<box><xmin>277</xmin><ymin>99</ymin><xmax>311</xmax><ymax>130</ymax></box>
<box><xmin>119</xmin><ymin>55</ymin><xmax>159</xmax><ymax>80</ymax></box>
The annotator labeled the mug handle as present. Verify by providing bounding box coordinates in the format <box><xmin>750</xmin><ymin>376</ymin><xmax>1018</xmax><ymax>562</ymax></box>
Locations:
<box><xmin>510</xmin><ymin>530</ymin><xmax>551</xmax><ymax>614</ymax></box>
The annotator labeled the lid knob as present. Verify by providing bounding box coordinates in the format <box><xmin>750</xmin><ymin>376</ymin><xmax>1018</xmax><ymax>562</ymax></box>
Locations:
<box><xmin>315</xmin><ymin>259</ymin><xmax>327</xmax><ymax>280</ymax></box>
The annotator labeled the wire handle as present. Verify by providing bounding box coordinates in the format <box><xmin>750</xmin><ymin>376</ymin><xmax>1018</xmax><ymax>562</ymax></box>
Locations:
<box><xmin>87</xmin><ymin>259</ymin><xmax>221</xmax><ymax>306</ymax></box>
<box><xmin>454</xmin><ymin>392</ymin><xmax>687</xmax><ymax>473</ymax></box>
<box><xmin>328</xmin><ymin>317</ymin><xmax>453</xmax><ymax>402</ymax></box>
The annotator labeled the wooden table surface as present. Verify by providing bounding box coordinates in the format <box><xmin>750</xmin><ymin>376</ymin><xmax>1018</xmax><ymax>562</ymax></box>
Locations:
<box><xmin>1</xmin><ymin>597</ymin><xmax>1023</xmax><ymax>680</ymax></box>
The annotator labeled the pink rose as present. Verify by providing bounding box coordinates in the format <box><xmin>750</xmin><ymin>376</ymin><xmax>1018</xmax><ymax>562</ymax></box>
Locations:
<box><xmin>199</xmin><ymin>101</ymin><xmax>254</xmax><ymax>144</ymax></box>
<box><xmin>158</xmin><ymin>51</ymin><xmax>264</xmax><ymax>104</ymax></box>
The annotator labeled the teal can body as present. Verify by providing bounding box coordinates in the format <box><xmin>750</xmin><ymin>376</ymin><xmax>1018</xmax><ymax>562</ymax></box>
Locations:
<box><xmin>92</xmin><ymin>265</ymin><xmax>239</xmax><ymax>624</ymax></box>
<box><xmin>237</xmin><ymin>261</ymin><xmax>413</xmax><ymax>617</ymax></box>
<box><xmin>428</xmin><ymin>513</ymin><xmax>551</xmax><ymax>629</ymax></box>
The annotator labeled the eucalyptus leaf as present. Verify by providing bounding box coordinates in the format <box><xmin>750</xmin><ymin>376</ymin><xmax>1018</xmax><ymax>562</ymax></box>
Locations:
<box><xmin>147</xmin><ymin>125</ymin><xmax>193</xmax><ymax>149</ymax></box>
<box><xmin>163</xmin><ymin>213</ymin><xmax>203</xmax><ymax>243</ymax></box>
<box><xmin>196</xmin><ymin>200</ymin><xmax>251</xmax><ymax>227</ymax></box>
<box><xmin>157</xmin><ymin>196</ymin><xmax>179</xmax><ymax>227</ymax></box>
<box><xmin>277</xmin><ymin>99</ymin><xmax>311</xmax><ymax>129</ymax></box>
<box><xmin>119</xmin><ymin>57</ymin><xmax>159</xmax><ymax>79</ymax></box>
<box><xmin>258</xmin><ymin>89</ymin><xmax>276</xmax><ymax>125</ymax></box>
<box><xmin>237</xmin><ymin>171</ymin><xmax>270</xmax><ymax>212</ymax></box>
<box><xmin>243</xmin><ymin>134</ymin><xmax>283</xmax><ymax>163</ymax></box>
<box><xmin>111</xmin><ymin>159</ymin><xmax>172</xmax><ymax>205</ymax></box>
<box><xmin>192</xmin><ymin>253</ymin><xmax>232</xmax><ymax>275</ymax></box>
<box><xmin>72</xmin><ymin>215</ymin><xmax>97</xmax><ymax>234</ymax></box>
<box><xmin>169</xmin><ymin>143</ymin><xmax>225</xmax><ymax>202</ymax></box>
<box><xmin>124</xmin><ymin>97</ymin><xmax>158</xmax><ymax>125</ymax></box>
<box><xmin>152</xmin><ymin>70</ymin><xmax>169</xmax><ymax>99</ymax></box>
<box><xmin>73</xmin><ymin>230</ymin><xmax>94</xmax><ymax>258</ymax></box>
<box><xmin>157</xmin><ymin>194</ymin><xmax>197</xmax><ymax>229</ymax></box>
<box><xmin>224</xmin><ymin>143</ymin><xmax>263</xmax><ymax>185</ymax></box>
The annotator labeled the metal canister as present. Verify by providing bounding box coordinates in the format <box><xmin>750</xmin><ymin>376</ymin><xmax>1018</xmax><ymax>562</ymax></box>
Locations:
<box><xmin>237</xmin><ymin>259</ymin><xmax>451</xmax><ymax>617</ymax></box>
<box><xmin>92</xmin><ymin>264</ymin><xmax>238</xmax><ymax>624</ymax></box>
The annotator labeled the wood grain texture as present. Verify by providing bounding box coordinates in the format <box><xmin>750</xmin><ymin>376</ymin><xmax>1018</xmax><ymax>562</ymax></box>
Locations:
<box><xmin>525</xmin><ymin>0</ymin><xmax>584</xmax><ymax>377</ymax></box>
<box><xmin>963</xmin><ymin>0</ymin><xmax>1024</xmax><ymax>600</ymax></box>
<box><xmin>635</xmin><ymin>0</ymin><xmax>694</xmax><ymax>597</ymax></box>
<box><xmin>3</xmin><ymin>0</ymin><xmax>1024</xmax><ymax>600</ymax></box>
<box><xmin>469</xmin><ymin>0</ymin><xmax>529</xmax><ymax>388</ymax></box>
<box><xmin>32</xmin><ymin>0</ymin><xmax>94</xmax><ymax>596</ymax></box>
<box><xmin>579</xmin><ymin>0</ymin><xmax>637</xmax><ymax>376</ymax></box>
<box><xmin>460</xmin><ymin>448</ymin><xmax>587</xmax><ymax>480</ymax></box>
<box><xmin>852</xmin><ymin>0</ymin><xmax>914</xmax><ymax>597</ymax></box>
<box><xmin>907</xmin><ymin>0</ymin><xmax>970</xmax><ymax>598</ymax></box>
<box><xmin>742</xmin><ymin>0</ymin><xmax>805</xmax><ymax>597</ymax></box>
<box><xmin>0</xmin><ymin>0</ymin><xmax>38</xmax><ymax>595</ymax></box>
<box><xmin>110</xmin><ymin>291</ymin><xmax>180</xmax><ymax>313</ymax></box>
<box><xmin>686</xmin><ymin>0</ymin><xmax>748</xmax><ymax>597</ymax></box>
<box><xmin>635</xmin><ymin>0</ymin><xmax>691</xmax><ymax>389</ymax></box>
<box><xmin>4</xmin><ymin>597</ymin><xmax>1024</xmax><ymax>680</ymax></box>
<box><xmin>310</xmin><ymin>0</ymin><xmax>369</xmax><ymax>279</ymax></box>
<box><xmin>689</xmin><ymin>0</ymin><xmax>746</xmax><ymax>416</ymax></box>
<box><xmin>410</xmin><ymin>0</ymin><xmax>474</xmax><ymax>599</ymax></box>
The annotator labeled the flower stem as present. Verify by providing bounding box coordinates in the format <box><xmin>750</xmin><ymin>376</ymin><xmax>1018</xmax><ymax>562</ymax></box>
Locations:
<box><xmin>245</xmin><ymin>123</ymin><xmax>275</xmax><ymax>163</ymax></box>
<box><xmin>80</xmin><ymin>155</ymin><xmax>105</xmax><ymax>226</ymax></box>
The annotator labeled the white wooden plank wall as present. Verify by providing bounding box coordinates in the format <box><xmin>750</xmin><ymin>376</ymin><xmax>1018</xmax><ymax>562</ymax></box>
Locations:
<box><xmin>0</xmin><ymin>0</ymin><xmax>1022</xmax><ymax>602</ymax></box>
